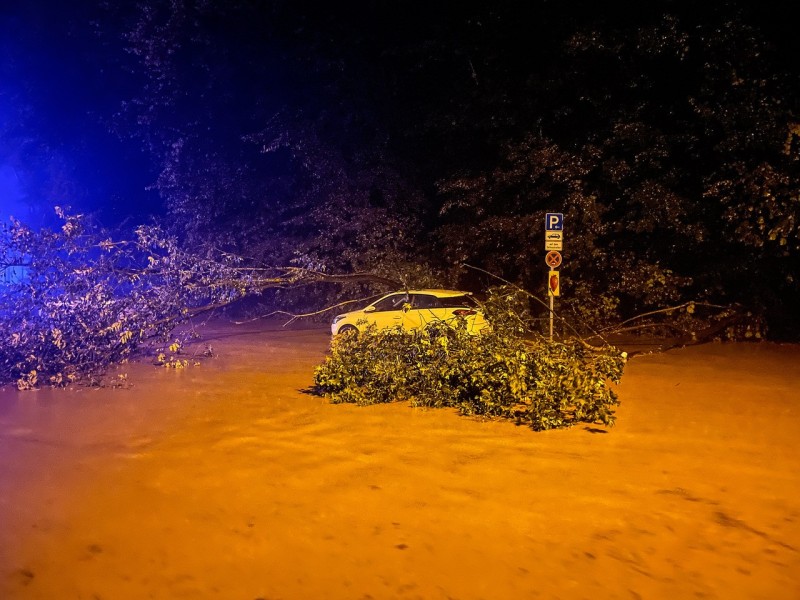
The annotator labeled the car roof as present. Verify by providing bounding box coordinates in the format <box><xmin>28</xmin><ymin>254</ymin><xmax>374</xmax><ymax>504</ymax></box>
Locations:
<box><xmin>385</xmin><ymin>289</ymin><xmax>472</xmax><ymax>297</ymax></box>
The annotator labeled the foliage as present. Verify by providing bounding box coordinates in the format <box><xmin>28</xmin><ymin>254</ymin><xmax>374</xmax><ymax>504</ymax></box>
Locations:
<box><xmin>432</xmin><ymin>10</ymin><xmax>800</xmax><ymax>337</ymax></box>
<box><xmin>113</xmin><ymin>1</ymin><xmax>440</xmax><ymax>301</ymax></box>
<box><xmin>0</xmin><ymin>206</ymin><xmax>724</xmax><ymax>395</ymax></box>
<box><xmin>0</xmin><ymin>211</ymin><xmax>204</xmax><ymax>386</ymax></box>
<box><xmin>0</xmin><ymin>209</ymin><xmax>355</xmax><ymax>389</ymax></box>
<box><xmin>313</xmin><ymin>289</ymin><xmax>625</xmax><ymax>431</ymax></box>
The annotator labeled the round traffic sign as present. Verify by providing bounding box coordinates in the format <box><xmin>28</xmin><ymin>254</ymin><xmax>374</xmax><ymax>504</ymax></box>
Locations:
<box><xmin>545</xmin><ymin>250</ymin><xmax>562</xmax><ymax>268</ymax></box>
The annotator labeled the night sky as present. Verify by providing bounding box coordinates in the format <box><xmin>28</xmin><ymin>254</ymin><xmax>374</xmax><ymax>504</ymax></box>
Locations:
<box><xmin>2</xmin><ymin>1</ymin><xmax>795</xmax><ymax>223</ymax></box>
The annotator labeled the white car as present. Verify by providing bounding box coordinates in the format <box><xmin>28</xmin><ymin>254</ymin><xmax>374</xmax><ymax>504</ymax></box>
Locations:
<box><xmin>331</xmin><ymin>289</ymin><xmax>489</xmax><ymax>336</ymax></box>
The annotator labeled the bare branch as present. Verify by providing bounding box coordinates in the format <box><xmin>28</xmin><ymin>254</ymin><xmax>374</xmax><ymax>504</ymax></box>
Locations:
<box><xmin>596</xmin><ymin>301</ymin><xmax>731</xmax><ymax>334</ymax></box>
<box><xmin>462</xmin><ymin>263</ymin><xmax>612</xmax><ymax>347</ymax></box>
<box><xmin>235</xmin><ymin>292</ymin><xmax>387</xmax><ymax>327</ymax></box>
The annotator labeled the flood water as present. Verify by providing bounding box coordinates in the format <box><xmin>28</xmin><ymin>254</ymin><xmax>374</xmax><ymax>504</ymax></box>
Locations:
<box><xmin>1</xmin><ymin>321</ymin><xmax>799</xmax><ymax>599</ymax></box>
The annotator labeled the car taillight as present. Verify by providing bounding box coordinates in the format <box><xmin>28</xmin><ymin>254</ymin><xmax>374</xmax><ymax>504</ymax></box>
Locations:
<box><xmin>452</xmin><ymin>309</ymin><xmax>476</xmax><ymax>317</ymax></box>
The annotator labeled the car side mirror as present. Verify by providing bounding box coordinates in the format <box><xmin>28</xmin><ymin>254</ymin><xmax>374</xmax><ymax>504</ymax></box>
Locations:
<box><xmin>402</xmin><ymin>302</ymin><xmax>411</xmax><ymax>313</ymax></box>
<box><xmin>364</xmin><ymin>306</ymin><xmax>376</xmax><ymax>313</ymax></box>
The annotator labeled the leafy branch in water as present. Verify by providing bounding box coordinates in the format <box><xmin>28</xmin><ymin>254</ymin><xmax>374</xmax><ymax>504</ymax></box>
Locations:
<box><xmin>313</xmin><ymin>288</ymin><xmax>626</xmax><ymax>431</ymax></box>
<box><xmin>0</xmin><ymin>210</ymin><xmax>399</xmax><ymax>389</ymax></box>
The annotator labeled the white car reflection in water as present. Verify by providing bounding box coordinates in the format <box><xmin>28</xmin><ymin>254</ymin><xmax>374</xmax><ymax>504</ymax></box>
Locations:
<box><xmin>331</xmin><ymin>289</ymin><xmax>489</xmax><ymax>336</ymax></box>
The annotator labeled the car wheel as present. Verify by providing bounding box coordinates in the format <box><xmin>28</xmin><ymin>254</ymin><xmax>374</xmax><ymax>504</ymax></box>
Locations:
<box><xmin>337</xmin><ymin>325</ymin><xmax>358</xmax><ymax>336</ymax></box>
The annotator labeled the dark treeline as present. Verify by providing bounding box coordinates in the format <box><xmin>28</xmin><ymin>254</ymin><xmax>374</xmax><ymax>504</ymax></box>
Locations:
<box><xmin>2</xmin><ymin>1</ymin><xmax>799</xmax><ymax>338</ymax></box>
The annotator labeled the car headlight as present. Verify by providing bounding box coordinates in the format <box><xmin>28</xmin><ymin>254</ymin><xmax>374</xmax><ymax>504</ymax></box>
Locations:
<box><xmin>332</xmin><ymin>315</ymin><xmax>346</xmax><ymax>324</ymax></box>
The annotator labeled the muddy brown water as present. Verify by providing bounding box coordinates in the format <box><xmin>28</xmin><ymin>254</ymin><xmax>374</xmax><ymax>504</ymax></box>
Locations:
<box><xmin>1</xmin><ymin>320</ymin><xmax>799</xmax><ymax>599</ymax></box>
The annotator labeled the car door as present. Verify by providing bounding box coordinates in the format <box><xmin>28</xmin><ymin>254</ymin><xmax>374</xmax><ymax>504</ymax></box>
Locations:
<box><xmin>406</xmin><ymin>294</ymin><xmax>441</xmax><ymax>330</ymax></box>
<box><xmin>368</xmin><ymin>293</ymin><xmax>409</xmax><ymax>330</ymax></box>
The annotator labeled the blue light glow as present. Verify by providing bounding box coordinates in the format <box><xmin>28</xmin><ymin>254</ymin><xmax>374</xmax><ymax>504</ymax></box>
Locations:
<box><xmin>0</xmin><ymin>164</ymin><xmax>26</xmax><ymax>222</ymax></box>
<box><xmin>0</xmin><ymin>164</ymin><xmax>30</xmax><ymax>284</ymax></box>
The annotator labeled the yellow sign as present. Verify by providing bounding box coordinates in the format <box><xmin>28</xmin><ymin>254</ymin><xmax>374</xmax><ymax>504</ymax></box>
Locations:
<box><xmin>545</xmin><ymin>231</ymin><xmax>563</xmax><ymax>251</ymax></box>
<box><xmin>548</xmin><ymin>270</ymin><xmax>560</xmax><ymax>297</ymax></box>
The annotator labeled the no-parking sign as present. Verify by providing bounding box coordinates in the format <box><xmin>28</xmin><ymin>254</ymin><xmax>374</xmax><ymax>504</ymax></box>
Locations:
<box><xmin>545</xmin><ymin>250</ymin><xmax>562</xmax><ymax>268</ymax></box>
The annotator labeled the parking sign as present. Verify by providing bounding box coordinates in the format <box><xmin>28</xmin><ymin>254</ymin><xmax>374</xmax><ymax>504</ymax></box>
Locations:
<box><xmin>545</xmin><ymin>213</ymin><xmax>564</xmax><ymax>231</ymax></box>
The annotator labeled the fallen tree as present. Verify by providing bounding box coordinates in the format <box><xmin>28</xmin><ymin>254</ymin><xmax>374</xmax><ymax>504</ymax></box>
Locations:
<box><xmin>1</xmin><ymin>210</ymin><xmax>745</xmax><ymax>393</ymax></box>
<box><xmin>313</xmin><ymin>288</ymin><xmax>626</xmax><ymax>431</ymax></box>
<box><xmin>0</xmin><ymin>209</ymin><xmax>399</xmax><ymax>388</ymax></box>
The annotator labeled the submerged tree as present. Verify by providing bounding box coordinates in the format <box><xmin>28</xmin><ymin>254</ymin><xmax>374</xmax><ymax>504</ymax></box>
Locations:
<box><xmin>314</xmin><ymin>287</ymin><xmax>626</xmax><ymax>431</ymax></box>
<box><xmin>0</xmin><ymin>209</ymin><xmax>400</xmax><ymax>389</ymax></box>
<box><xmin>1</xmin><ymin>210</ymin><xmax>627</xmax><ymax>438</ymax></box>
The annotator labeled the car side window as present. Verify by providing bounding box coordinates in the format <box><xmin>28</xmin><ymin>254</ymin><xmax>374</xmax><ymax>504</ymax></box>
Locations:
<box><xmin>372</xmin><ymin>294</ymin><xmax>408</xmax><ymax>312</ymax></box>
<box><xmin>412</xmin><ymin>294</ymin><xmax>440</xmax><ymax>309</ymax></box>
<box><xmin>439</xmin><ymin>295</ymin><xmax>477</xmax><ymax>308</ymax></box>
